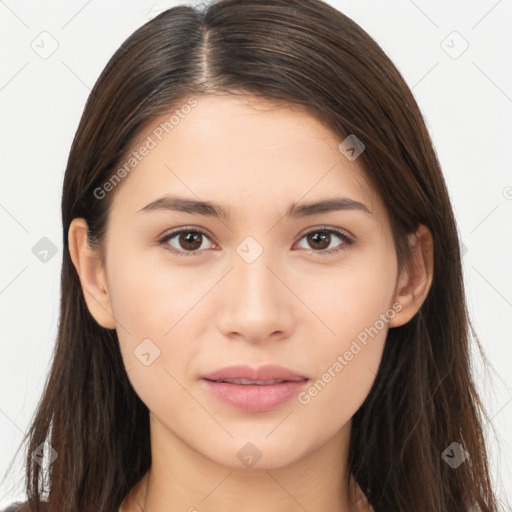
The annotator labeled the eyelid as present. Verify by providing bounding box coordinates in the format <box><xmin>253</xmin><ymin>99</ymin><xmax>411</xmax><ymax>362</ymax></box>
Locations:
<box><xmin>158</xmin><ymin>224</ymin><xmax>215</xmax><ymax>240</ymax></box>
<box><xmin>295</xmin><ymin>224</ymin><xmax>354</xmax><ymax>242</ymax></box>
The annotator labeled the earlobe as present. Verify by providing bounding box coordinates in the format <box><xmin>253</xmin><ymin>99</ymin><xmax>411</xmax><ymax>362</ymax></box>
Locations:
<box><xmin>389</xmin><ymin>224</ymin><xmax>434</xmax><ymax>328</ymax></box>
<box><xmin>68</xmin><ymin>218</ymin><xmax>117</xmax><ymax>329</ymax></box>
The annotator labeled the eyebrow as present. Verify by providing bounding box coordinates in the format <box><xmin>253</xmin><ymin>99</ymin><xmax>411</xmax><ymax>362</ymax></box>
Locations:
<box><xmin>136</xmin><ymin>195</ymin><xmax>373</xmax><ymax>220</ymax></box>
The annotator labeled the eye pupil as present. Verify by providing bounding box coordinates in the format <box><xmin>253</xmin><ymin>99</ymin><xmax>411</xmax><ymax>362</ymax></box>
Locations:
<box><xmin>308</xmin><ymin>232</ymin><xmax>330</xmax><ymax>250</ymax></box>
<box><xmin>180</xmin><ymin>232</ymin><xmax>202</xmax><ymax>250</ymax></box>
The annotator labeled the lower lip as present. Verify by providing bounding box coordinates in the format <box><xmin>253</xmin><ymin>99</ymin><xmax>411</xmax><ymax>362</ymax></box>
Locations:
<box><xmin>201</xmin><ymin>379</ymin><xmax>309</xmax><ymax>412</ymax></box>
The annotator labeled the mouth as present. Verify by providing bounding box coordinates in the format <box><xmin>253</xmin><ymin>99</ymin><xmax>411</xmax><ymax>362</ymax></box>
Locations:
<box><xmin>201</xmin><ymin>367</ymin><xmax>310</xmax><ymax>412</ymax></box>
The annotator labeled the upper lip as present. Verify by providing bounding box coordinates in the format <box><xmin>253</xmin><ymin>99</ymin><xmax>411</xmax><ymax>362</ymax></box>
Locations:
<box><xmin>201</xmin><ymin>364</ymin><xmax>309</xmax><ymax>383</ymax></box>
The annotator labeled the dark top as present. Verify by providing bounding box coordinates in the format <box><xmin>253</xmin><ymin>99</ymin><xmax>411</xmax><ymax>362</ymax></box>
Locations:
<box><xmin>1</xmin><ymin>504</ymin><xmax>27</xmax><ymax>512</ymax></box>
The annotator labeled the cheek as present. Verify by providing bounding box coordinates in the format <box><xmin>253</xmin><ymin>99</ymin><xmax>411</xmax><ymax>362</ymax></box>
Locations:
<box><xmin>303</xmin><ymin>244</ymin><xmax>397</xmax><ymax>343</ymax></box>
<box><xmin>106</xmin><ymin>242</ymin><xmax>197</xmax><ymax>336</ymax></box>
<box><xmin>104</xmin><ymin>243</ymin><xmax>212</xmax><ymax>412</ymax></box>
<box><xmin>296</xmin><ymin>249</ymin><xmax>396</xmax><ymax>414</ymax></box>
<box><xmin>103</xmin><ymin>244</ymin><xmax>178</xmax><ymax>370</ymax></box>
<box><xmin>108</xmin><ymin>271</ymin><xmax>198</xmax><ymax>421</ymax></box>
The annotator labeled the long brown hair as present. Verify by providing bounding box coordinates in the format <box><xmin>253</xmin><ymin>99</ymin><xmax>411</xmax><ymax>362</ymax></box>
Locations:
<box><xmin>5</xmin><ymin>0</ymin><xmax>499</xmax><ymax>510</ymax></box>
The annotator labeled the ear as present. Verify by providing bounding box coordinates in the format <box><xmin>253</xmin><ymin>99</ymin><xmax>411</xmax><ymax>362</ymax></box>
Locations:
<box><xmin>389</xmin><ymin>224</ymin><xmax>434</xmax><ymax>328</ymax></box>
<box><xmin>68</xmin><ymin>218</ymin><xmax>116</xmax><ymax>329</ymax></box>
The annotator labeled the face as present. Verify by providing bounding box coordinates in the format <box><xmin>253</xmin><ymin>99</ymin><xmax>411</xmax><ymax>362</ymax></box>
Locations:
<box><xmin>94</xmin><ymin>94</ymin><xmax>403</xmax><ymax>469</ymax></box>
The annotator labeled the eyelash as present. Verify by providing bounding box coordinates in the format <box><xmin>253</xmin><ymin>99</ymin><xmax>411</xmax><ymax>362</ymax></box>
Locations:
<box><xmin>158</xmin><ymin>226</ymin><xmax>355</xmax><ymax>258</ymax></box>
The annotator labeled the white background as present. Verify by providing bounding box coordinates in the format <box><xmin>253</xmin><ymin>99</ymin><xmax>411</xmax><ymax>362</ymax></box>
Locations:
<box><xmin>0</xmin><ymin>0</ymin><xmax>511</xmax><ymax>509</ymax></box>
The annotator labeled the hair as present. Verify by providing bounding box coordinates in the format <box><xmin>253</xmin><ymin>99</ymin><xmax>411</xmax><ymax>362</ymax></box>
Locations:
<box><xmin>3</xmin><ymin>0</ymin><xmax>500</xmax><ymax>510</ymax></box>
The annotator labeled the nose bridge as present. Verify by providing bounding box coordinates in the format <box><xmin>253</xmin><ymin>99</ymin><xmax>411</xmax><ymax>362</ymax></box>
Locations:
<box><xmin>217</xmin><ymin>236</ymin><xmax>291</xmax><ymax>340</ymax></box>
<box><xmin>232</xmin><ymin>237</ymin><xmax>281</xmax><ymax>310</ymax></box>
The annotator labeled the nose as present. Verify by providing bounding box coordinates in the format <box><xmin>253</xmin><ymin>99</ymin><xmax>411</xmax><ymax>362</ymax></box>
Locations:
<box><xmin>216</xmin><ymin>246</ymin><xmax>294</xmax><ymax>344</ymax></box>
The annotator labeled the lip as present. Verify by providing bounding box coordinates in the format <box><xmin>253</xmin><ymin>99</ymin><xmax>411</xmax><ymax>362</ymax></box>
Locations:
<box><xmin>200</xmin><ymin>364</ymin><xmax>309</xmax><ymax>412</ymax></box>
<box><xmin>201</xmin><ymin>364</ymin><xmax>309</xmax><ymax>382</ymax></box>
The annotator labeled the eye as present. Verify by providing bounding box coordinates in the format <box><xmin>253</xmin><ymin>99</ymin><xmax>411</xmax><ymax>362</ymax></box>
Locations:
<box><xmin>295</xmin><ymin>227</ymin><xmax>354</xmax><ymax>256</ymax></box>
<box><xmin>158</xmin><ymin>226</ymin><xmax>354</xmax><ymax>257</ymax></box>
<box><xmin>159</xmin><ymin>228</ymin><xmax>216</xmax><ymax>257</ymax></box>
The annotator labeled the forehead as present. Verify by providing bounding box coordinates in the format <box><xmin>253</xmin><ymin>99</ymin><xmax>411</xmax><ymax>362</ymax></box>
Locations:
<box><xmin>109</xmin><ymin>94</ymin><xmax>382</xmax><ymax>220</ymax></box>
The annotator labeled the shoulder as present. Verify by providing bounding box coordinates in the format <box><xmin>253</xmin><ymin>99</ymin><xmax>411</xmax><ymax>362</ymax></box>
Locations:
<box><xmin>1</xmin><ymin>503</ymin><xmax>29</xmax><ymax>512</ymax></box>
<box><xmin>0</xmin><ymin>501</ymin><xmax>49</xmax><ymax>512</ymax></box>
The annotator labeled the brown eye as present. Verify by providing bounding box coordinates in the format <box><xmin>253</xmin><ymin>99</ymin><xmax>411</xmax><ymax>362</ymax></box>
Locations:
<box><xmin>178</xmin><ymin>231</ymin><xmax>203</xmax><ymax>251</ymax></box>
<box><xmin>306</xmin><ymin>231</ymin><xmax>332</xmax><ymax>250</ymax></box>
<box><xmin>159</xmin><ymin>228</ymin><xmax>215</xmax><ymax>256</ymax></box>
<box><xmin>296</xmin><ymin>228</ymin><xmax>354</xmax><ymax>256</ymax></box>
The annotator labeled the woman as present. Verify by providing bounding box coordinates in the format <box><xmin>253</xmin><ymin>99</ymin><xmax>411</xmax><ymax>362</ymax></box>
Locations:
<box><xmin>1</xmin><ymin>0</ymin><xmax>500</xmax><ymax>510</ymax></box>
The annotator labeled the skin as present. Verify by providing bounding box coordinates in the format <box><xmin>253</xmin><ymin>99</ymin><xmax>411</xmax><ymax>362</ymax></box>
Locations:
<box><xmin>69</xmin><ymin>94</ymin><xmax>433</xmax><ymax>512</ymax></box>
